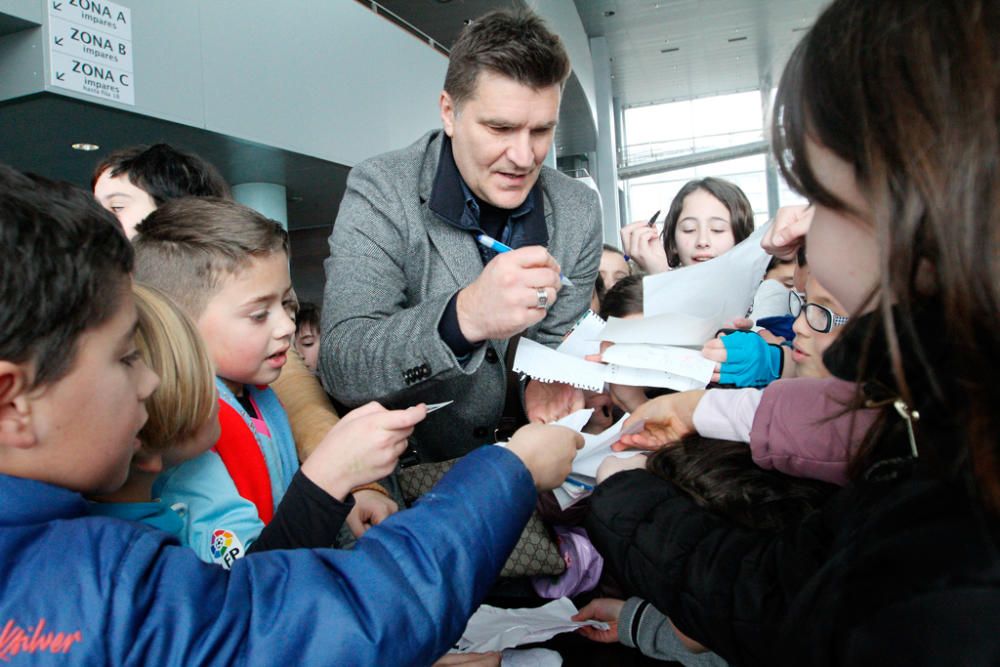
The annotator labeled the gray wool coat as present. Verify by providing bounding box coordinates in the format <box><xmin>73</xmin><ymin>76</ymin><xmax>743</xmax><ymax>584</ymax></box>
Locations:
<box><xmin>320</xmin><ymin>130</ymin><xmax>602</xmax><ymax>462</ymax></box>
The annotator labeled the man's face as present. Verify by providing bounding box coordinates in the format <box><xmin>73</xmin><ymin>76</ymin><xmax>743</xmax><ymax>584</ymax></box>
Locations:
<box><xmin>22</xmin><ymin>283</ymin><xmax>161</xmax><ymax>494</ymax></box>
<box><xmin>441</xmin><ymin>70</ymin><xmax>561</xmax><ymax>210</ymax></box>
<box><xmin>195</xmin><ymin>252</ymin><xmax>296</xmax><ymax>393</ymax></box>
<box><xmin>93</xmin><ymin>169</ymin><xmax>158</xmax><ymax>239</ymax></box>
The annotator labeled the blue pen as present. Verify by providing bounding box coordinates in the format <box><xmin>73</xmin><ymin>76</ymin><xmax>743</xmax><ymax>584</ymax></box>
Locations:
<box><xmin>563</xmin><ymin>476</ymin><xmax>594</xmax><ymax>492</ymax></box>
<box><xmin>475</xmin><ymin>233</ymin><xmax>574</xmax><ymax>287</ymax></box>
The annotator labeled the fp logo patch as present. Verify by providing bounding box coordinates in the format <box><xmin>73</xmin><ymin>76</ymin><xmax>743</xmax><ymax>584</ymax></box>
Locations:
<box><xmin>210</xmin><ymin>529</ymin><xmax>244</xmax><ymax>569</ymax></box>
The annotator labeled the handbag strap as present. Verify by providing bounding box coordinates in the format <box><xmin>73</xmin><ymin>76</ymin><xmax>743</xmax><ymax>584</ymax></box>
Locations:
<box><xmin>494</xmin><ymin>334</ymin><xmax>528</xmax><ymax>442</ymax></box>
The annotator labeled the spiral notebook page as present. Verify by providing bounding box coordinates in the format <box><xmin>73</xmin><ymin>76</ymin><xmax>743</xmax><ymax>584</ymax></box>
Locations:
<box><xmin>512</xmin><ymin>337</ymin><xmax>607</xmax><ymax>392</ymax></box>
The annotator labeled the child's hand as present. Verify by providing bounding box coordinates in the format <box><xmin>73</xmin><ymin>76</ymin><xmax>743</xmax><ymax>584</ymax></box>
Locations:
<box><xmin>763</xmin><ymin>204</ymin><xmax>813</xmax><ymax>260</ymax></box>
<box><xmin>620</xmin><ymin>220</ymin><xmax>669</xmax><ymax>274</ymax></box>
<box><xmin>506</xmin><ymin>423</ymin><xmax>583</xmax><ymax>491</ymax></box>
<box><xmin>345</xmin><ymin>489</ymin><xmax>398</xmax><ymax>537</ymax></box>
<box><xmin>701</xmin><ymin>337</ymin><xmax>727</xmax><ymax>383</ymax></box>
<box><xmin>573</xmin><ymin>598</ymin><xmax>625</xmax><ymax>643</ymax></box>
<box><xmin>300</xmin><ymin>401</ymin><xmax>426</xmax><ymax>500</ymax></box>
<box><xmin>704</xmin><ymin>332</ymin><xmax>783</xmax><ymax>388</ymax></box>
<box><xmin>613</xmin><ymin>390</ymin><xmax>705</xmax><ymax>451</ymax></box>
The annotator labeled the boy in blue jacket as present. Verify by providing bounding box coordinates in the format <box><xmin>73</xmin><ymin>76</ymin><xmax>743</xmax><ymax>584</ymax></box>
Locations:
<box><xmin>0</xmin><ymin>165</ymin><xmax>580</xmax><ymax>665</ymax></box>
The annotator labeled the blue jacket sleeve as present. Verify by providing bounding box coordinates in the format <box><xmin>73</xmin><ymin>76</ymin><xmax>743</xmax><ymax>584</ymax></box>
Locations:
<box><xmin>110</xmin><ymin>445</ymin><xmax>536</xmax><ymax>666</ymax></box>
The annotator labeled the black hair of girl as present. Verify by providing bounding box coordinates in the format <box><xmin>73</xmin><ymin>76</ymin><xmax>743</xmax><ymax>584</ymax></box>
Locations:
<box><xmin>661</xmin><ymin>177</ymin><xmax>755</xmax><ymax>268</ymax></box>
<box><xmin>599</xmin><ymin>274</ymin><xmax>643</xmax><ymax>320</ymax></box>
<box><xmin>647</xmin><ymin>438</ymin><xmax>836</xmax><ymax>532</ymax></box>
<box><xmin>772</xmin><ymin>0</ymin><xmax>1000</xmax><ymax>510</ymax></box>
<box><xmin>295</xmin><ymin>301</ymin><xmax>320</xmax><ymax>335</ymax></box>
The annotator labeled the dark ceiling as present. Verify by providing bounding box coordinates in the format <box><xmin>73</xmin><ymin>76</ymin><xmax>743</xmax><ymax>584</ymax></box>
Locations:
<box><xmin>0</xmin><ymin>93</ymin><xmax>349</xmax><ymax>231</ymax></box>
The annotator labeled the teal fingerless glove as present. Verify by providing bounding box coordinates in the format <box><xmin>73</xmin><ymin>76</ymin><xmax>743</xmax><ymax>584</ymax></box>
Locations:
<box><xmin>718</xmin><ymin>331</ymin><xmax>783</xmax><ymax>388</ymax></box>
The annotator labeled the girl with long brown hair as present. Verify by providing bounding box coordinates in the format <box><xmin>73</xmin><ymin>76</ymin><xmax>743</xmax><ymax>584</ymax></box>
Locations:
<box><xmin>587</xmin><ymin>0</ymin><xmax>1000</xmax><ymax>663</ymax></box>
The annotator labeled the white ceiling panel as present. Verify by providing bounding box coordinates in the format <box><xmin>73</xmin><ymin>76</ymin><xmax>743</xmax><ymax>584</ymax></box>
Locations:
<box><xmin>574</xmin><ymin>0</ymin><xmax>826</xmax><ymax>108</ymax></box>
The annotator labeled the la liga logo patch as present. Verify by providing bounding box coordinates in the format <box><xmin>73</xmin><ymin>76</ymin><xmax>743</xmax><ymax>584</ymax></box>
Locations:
<box><xmin>210</xmin><ymin>529</ymin><xmax>244</xmax><ymax>569</ymax></box>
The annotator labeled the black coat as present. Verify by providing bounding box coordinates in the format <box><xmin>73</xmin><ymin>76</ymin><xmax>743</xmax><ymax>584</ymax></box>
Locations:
<box><xmin>588</xmin><ymin>309</ymin><xmax>1000</xmax><ymax>665</ymax></box>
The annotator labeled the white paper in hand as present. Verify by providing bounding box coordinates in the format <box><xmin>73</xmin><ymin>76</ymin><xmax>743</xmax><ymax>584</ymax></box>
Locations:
<box><xmin>454</xmin><ymin>598</ymin><xmax>608</xmax><ymax>653</ymax></box>
<box><xmin>512</xmin><ymin>338</ymin><xmax>606</xmax><ymax>392</ymax></box>
<box><xmin>599</xmin><ymin>311</ymin><xmax>721</xmax><ymax>348</ymax></box>
<box><xmin>556</xmin><ymin>310</ymin><xmax>605</xmax><ymax>358</ymax></box>
<box><xmin>642</xmin><ymin>219</ymin><xmax>772</xmax><ymax>320</ymax></box>
<box><xmin>601</xmin><ymin>343</ymin><xmax>715</xmax><ymax>385</ymax></box>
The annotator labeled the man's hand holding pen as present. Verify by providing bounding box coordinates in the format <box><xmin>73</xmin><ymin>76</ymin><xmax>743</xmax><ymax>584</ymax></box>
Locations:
<box><xmin>456</xmin><ymin>245</ymin><xmax>562</xmax><ymax>343</ymax></box>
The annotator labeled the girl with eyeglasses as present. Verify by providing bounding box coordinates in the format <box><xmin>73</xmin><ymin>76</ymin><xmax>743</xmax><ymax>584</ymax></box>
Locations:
<box><xmin>787</xmin><ymin>268</ymin><xmax>850</xmax><ymax>379</ymax></box>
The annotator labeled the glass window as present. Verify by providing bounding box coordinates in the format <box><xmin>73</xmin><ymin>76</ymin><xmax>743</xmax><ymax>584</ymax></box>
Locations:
<box><xmin>623</xmin><ymin>90</ymin><xmax>806</xmax><ymax>226</ymax></box>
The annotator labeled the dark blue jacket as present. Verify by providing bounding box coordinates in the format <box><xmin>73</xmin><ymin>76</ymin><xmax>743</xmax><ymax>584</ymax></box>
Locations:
<box><xmin>0</xmin><ymin>446</ymin><xmax>534</xmax><ymax>665</ymax></box>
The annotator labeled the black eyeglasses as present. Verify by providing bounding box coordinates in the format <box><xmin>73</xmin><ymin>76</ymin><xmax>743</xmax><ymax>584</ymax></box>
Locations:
<box><xmin>788</xmin><ymin>291</ymin><xmax>849</xmax><ymax>334</ymax></box>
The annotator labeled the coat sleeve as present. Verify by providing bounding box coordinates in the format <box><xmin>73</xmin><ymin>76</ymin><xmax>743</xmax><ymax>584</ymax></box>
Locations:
<box><xmin>270</xmin><ymin>347</ymin><xmax>339</xmax><ymax>460</ymax></box>
<box><xmin>692</xmin><ymin>387</ymin><xmax>762</xmax><ymax>443</ymax></box>
<box><xmin>586</xmin><ymin>469</ymin><xmax>833</xmax><ymax>666</ymax></box>
<box><xmin>749</xmin><ymin>377</ymin><xmax>879</xmax><ymax>486</ymax></box>
<box><xmin>525</xmin><ymin>185</ymin><xmax>602</xmax><ymax>348</ymax></box>
<box><xmin>320</xmin><ymin>158</ymin><xmax>481</xmax><ymax>407</ymax></box>
<box><xmin>112</xmin><ymin>445</ymin><xmax>537</xmax><ymax>666</ymax></box>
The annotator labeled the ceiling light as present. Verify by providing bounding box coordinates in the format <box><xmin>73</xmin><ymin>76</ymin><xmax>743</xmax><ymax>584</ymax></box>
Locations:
<box><xmin>661</xmin><ymin>47</ymin><xmax>679</xmax><ymax>53</ymax></box>
<box><xmin>603</xmin><ymin>10</ymin><xmax>615</xmax><ymax>17</ymax></box>
<box><xmin>728</xmin><ymin>36</ymin><xmax>747</xmax><ymax>43</ymax></box>
<box><xmin>71</xmin><ymin>142</ymin><xmax>100</xmax><ymax>151</ymax></box>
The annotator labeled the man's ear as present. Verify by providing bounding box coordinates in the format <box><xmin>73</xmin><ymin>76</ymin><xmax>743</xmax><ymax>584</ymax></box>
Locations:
<box><xmin>440</xmin><ymin>90</ymin><xmax>456</xmax><ymax>137</ymax></box>
<box><xmin>0</xmin><ymin>361</ymin><xmax>36</xmax><ymax>449</ymax></box>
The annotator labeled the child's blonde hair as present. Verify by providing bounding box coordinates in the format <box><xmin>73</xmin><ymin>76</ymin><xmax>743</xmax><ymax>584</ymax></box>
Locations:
<box><xmin>133</xmin><ymin>282</ymin><xmax>216</xmax><ymax>452</ymax></box>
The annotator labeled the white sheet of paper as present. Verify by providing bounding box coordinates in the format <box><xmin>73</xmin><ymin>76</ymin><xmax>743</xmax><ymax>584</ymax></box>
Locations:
<box><xmin>553</xmin><ymin>408</ymin><xmax>594</xmax><ymax>432</ymax></box>
<box><xmin>552</xmin><ymin>486</ymin><xmax>578</xmax><ymax>510</ymax></box>
<box><xmin>556</xmin><ymin>310</ymin><xmax>605</xmax><ymax>359</ymax></box>
<box><xmin>454</xmin><ymin>598</ymin><xmax>608</xmax><ymax>653</ymax></box>
<box><xmin>602</xmin><ymin>343</ymin><xmax>715</xmax><ymax>384</ymax></box>
<box><xmin>424</xmin><ymin>400</ymin><xmax>454</xmax><ymax>413</ymax></box>
<box><xmin>571</xmin><ymin>416</ymin><xmax>646</xmax><ymax>478</ymax></box>
<box><xmin>642</xmin><ymin>220</ymin><xmax>773</xmax><ymax>320</ymax></box>
<box><xmin>603</xmin><ymin>364</ymin><xmax>708</xmax><ymax>392</ymax></box>
<box><xmin>599</xmin><ymin>311</ymin><xmax>721</xmax><ymax>347</ymax></box>
<box><xmin>513</xmin><ymin>338</ymin><xmax>607</xmax><ymax>392</ymax></box>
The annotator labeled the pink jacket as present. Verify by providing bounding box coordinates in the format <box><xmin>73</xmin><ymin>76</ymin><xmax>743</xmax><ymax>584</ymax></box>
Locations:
<box><xmin>692</xmin><ymin>377</ymin><xmax>878</xmax><ymax>485</ymax></box>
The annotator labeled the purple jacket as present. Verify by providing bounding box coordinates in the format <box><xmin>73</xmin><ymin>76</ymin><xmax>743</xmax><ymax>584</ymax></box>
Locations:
<box><xmin>693</xmin><ymin>378</ymin><xmax>878</xmax><ymax>485</ymax></box>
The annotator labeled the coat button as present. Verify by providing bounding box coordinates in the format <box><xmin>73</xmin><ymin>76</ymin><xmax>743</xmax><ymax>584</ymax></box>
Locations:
<box><xmin>485</xmin><ymin>348</ymin><xmax>498</xmax><ymax>363</ymax></box>
<box><xmin>473</xmin><ymin>426</ymin><xmax>489</xmax><ymax>438</ymax></box>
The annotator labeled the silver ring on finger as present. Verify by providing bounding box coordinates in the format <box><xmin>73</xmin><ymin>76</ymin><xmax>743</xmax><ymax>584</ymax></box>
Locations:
<box><xmin>535</xmin><ymin>287</ymin><xmax>549</xmax><ymax>310</ymax></box>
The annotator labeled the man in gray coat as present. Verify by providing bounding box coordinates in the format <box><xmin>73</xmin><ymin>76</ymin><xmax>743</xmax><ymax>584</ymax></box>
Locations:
<box><xmin>321</xmin><ymin>10</ymin><xmax>602</xmax><ymax>462</ymax></box>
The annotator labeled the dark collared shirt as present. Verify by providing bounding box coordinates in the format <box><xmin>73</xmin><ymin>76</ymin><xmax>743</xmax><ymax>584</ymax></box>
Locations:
<box><xmin>430</xmin><ymin>135</ymin><xmax>548</xmax><ymax>356</ymax></box>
